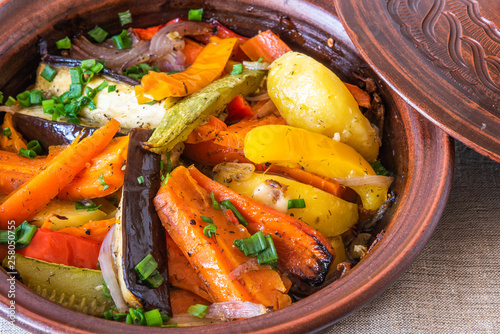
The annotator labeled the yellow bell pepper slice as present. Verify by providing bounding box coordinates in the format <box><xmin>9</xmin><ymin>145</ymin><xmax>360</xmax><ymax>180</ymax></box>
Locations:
<box><xmin>214</xmin><ymin>170</ymin><xmax>359</xmax><ymax>237</ymax></box>
<box><xmin>135</xmin><ymin>36</ymin><xmax>237</xmax><ymax>104</ymax></box>
<box><xmin>244</xmin><ymin>125</ymin><xmax>392</xmax><ymax>211</ymax></box>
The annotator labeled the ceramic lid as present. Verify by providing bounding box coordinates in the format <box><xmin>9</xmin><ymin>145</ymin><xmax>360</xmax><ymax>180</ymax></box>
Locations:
<box><xmin>334</xmin><ymin>0</ymin><xmax>500</xmax><ymax>162</ymax></box>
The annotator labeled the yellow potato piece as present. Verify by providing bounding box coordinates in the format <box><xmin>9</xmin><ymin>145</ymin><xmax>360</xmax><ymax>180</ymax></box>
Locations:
<box><xmin>214</xmin><ymin>171</ymin><xmax>359</xmax><ymax>237</ymax></box>
<box><xmin>267</xmin><ymin>52</ymin><xmax>379</xmax><ymax>162</ymax></box>
<box><xmin>30</xmin><ymin>198</ymin><xmax>114</xmax><ymax>230</ymax></box>
<box><xmin>244</xmin><ymin>125</ymin><xmax>391</xmax><ymax>211</ymax></box>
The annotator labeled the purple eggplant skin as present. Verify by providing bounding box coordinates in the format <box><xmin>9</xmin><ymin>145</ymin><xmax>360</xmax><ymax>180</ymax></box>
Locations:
<box><xmin>6</xmin><ymin>112</ymin><xmax>124</xmax><ymax>152</ymax></box>
<box><xmin>121</xmin><ymin>128</ymin><xmax>171</xmax><ymax>315</ymax></box>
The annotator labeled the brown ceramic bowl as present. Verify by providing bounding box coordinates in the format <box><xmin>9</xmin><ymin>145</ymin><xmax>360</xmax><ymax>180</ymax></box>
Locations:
<box><xmin>0</xmin><ymin>0</ymin><xmax>454</xmax><ymax>332</ymax></box>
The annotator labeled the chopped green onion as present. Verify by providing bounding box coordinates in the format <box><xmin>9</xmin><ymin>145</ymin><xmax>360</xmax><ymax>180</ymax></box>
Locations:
<box><xmin>85</xmin><ymin>86</ymin><xmax>96</xmax><ymax>98</ymax></box>
<box><xmin>18</xmin><ymin>148</ymin><xmax>36</xmax><ymax>159</ymax></box>
<box><xmin>161</xmin><ymin>173</ymin><xmax>171</xmax><ymax>186</ymax></box>
<box><xmin>29</xmin><ymin>90</ymin><xmax>43</xmax><ymax>105</ymax></box>
<box><xmin>91</xmin><ymin>62</ymin><xmax>104</xmax><ymax>74</ymax></box>
<box><xmin>125</xmin><ymin>314</ymin><xmax>133</xmax><ymax>324</ymax></box>
<box><xmin>144</xmin><ymin>309</ymin><xmax>163</xmax><ymax>327</ymax></box>
<box><xmin>4</xmin><ymin>96</ymin><xmax>16</xmax><ymax>106</ymax></box>
<box><xmin>188</xmin><ymin>8</ymin><xmax>204</xmax><ymax>21</ymax></box>
<box><xmin>16</xmin><ymin>91</ymin><xmax>31</xmax><ymax>108</ymax></box>
<box><xmin>187</xmin><ymin>304</ymin><xmax>208</xmax><ymax>318</ymax></box>
<box><xmin>234</xmin><ymin>231</ymin><xmax>268</xmax><ymax>256</ymax></box>
<box><xmin>75</xmin><ymin>201</ymin><xmax>101</xmax><ymax>212</ymax></box>
<box><xmin>220</xmin><ymin>200</ymin><xmax>248</xmax><ymax>226</ymax></box>
<box><xmin>119</xmin><ymin>9</ymin><xmax>133</xmax><ymax>26</ymax></box>
<box><xmin>287</xmin><ymin>198</ymin><xmax>306</xmax><ymax>209</ymax></box>
<box><xmin>41</xmin><ymin>65</ymin><xmax>57</xmax><ymax>82</ymax></box>
<box><xmin>137</xmin><ymin>175</ymin><xmax>145</xmax><ymax>184</ymax></box>
<box><xmin>98</xmin><ymin>173</ymin><xmax>109</xmax><ymax>190</ymax></box>
<box><xmin>81</xmin><ymin>70</ymin><xmax>95</xmax><ymax>84</ymax></box>
<box><xmin>27</xmin><ymin>140</ymin><xmax>42</xmax><ymax>155</ymax></box>
<box><xmin>0</xmin><ymin>91</ymin><xmax>3</xmax><ymax>104</ymax></box>
<box><xmin>144</xmin><ymin>270</ymin><xmax>164</xmax><ymax>288</ymax></box>
<box><xmin>165</xmin><ymin>151</ymin><xmax>172</xmax><ymax>173</ymax></box>
<box><xmin>70</xmin><ymin>67</ymin><xmax>83</xmax><ymax>84</ymax></box>
<box><xmin>231</xmin><ymin>63</ymin><xmax>243</xmax><ymax>75</ymax></box>
<box><xmin>160</xmin><ymin>311</ymin><xmax>170</xmax><ymax>323</ymax></box>
<box><xmin>135</xmin><ymin>254</ymin><xmax>158</xmax><ymax>280</ymax></box>
<box><xmin>112</xmin><ymin>312</ymin><xmax>128</xmax><ymax>320</ymax></box>
<box><xmin>88</xmin><ymin>26</ymin><xmax>108</xmax><ymax>43</ymax></box>
<box><xmin>68</xmin><ymin>84</ymin><xmax>83</xmax><ymax>98</ymax></box>
<box><xmin>81</xmin><ymin>59</ymin><xmax>96</xmax><ymax>70</ymax></box>
<box><xmin>56</xmin><ymin>36</ymin><xmax>71</xmax><ymax>49</ymax></box>
<box><xmin>159</xmin><ymin>160</ymin><xmax>164</xmax><ymax>171</ymax></box>
<box><xmin>203</xmin><ymin>224</ymin><xmax>217</xmax><ymax>238</ymax></box>
<box><xmin>257</xmin><ymin>57</ymin><xmax>264</xmax><ymax>62</ymax></box>
<box><xmin>95</xmin><ymin>80</ymin><xmax>108</xmax><ymax>92</ymax></box>
<box><xmin>14</xmin><ymin>221</ymin><xmax>37</xmax><ymax>249</ymax></box>
<box><xmin>210</xmin><ymin>192</ymin><xmax>221</xmax><ymax>210</ymax></box>
<box><xmin>108</xmin><ymin>85</ymin><xmax>116</xmax><ymax>93</ymax></box>
<box><xmin>162</xmin><ymin>324</ymin><xmax>178</xmax><ymax>327</ymax></box>
<box><xmin>103</xmin><ymin>308</ymin><xmax>114</xmax><ymax>320</ymax></box>
<box><xmin>201</xmin><ymin>216</ymin><xmax>213</xmax><ymax>223</ymax></box>
<box><xmin>3</xmin><ymin>127</ymin><xmax>11</xmax><ymax>138</ymax></box>
<box><xmin>256</xmin><ymin>235</ymin><xmax>278</xmax><ymax>265</ymax></box>
<box><xmin>129</xmin><ymin>308</ymin><xmax>146</xmax><ymax>325</ymax></box>
<box><xmin>112</xmin><ymin>30</ymin><xmax>133</xmax><ymax>49</ymax></box>
<box><xmin>102</xmin><ymin>281</ymin><xmax>112</xmax><ymax>298</ymax></box>
<box><xmin>371</xmin><ymin>160</ymin><xmax>389</xmax><ymax>176</ymax></box>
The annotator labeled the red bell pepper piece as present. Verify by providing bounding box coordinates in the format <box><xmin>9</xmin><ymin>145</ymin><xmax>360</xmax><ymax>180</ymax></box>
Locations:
<box><xmin>18</xmin><ymin>228</ymin><xmax>101</xmax><ymax>270</ymax></box>
<box><xmin>226</xmin><ymin>95</ymin><xmax>254</xmax><ymax>123</ymax></box>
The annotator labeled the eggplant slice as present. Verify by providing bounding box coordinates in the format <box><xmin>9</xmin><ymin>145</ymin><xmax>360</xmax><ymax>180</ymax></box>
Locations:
<box><xmin>114</xmin><ymin>128</ymin><xmax>171</xmax><ymax>314</ymax></box>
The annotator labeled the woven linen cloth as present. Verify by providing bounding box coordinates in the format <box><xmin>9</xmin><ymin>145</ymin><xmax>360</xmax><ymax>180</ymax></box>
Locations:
<box><xmin>2</xmin><ymin>141</ymin><xmax>499</xmax><ymax>333</ymax></box>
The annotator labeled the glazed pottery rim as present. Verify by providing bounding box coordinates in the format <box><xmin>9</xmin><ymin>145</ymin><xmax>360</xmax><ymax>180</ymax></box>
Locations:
<box><xmin>0</xmin><ymin>0</ymin><xmax>454</xmax><ymax>332</ymax></box>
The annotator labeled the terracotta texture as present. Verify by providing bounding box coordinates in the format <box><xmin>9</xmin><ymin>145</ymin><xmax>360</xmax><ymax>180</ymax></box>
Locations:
<box><xmin>0</xmin><ymin>0</ymin><xmax>454</xmax><ymax>332</ymax></box>
<box><xmin>335</xmin><ymin>0</ymin><xmax>500</xmax><ymax>163</ymax></box>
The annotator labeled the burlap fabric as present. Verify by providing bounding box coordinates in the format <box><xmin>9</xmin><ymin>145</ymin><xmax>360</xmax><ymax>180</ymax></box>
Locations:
<box><xmin>2</xmin><ymin>141</ymin><xmax>499</xmax><ymax>333</ymax></box>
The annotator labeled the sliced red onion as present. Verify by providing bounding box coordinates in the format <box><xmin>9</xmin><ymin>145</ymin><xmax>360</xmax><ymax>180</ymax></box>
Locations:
<box><xmin>246</xmin><ymin>91</ymin><xmax>270</xmax><ymax>102</ymax></box>
<box><xmin>98</xmin><ymin>224</ymin><xmax>128</xmax><ymax>312</ymax></box>
<box><xmin>333</xmin><ymin>175</ymin><xmax>394</xmax><ymax>188</ymax></box>
<box><xmin>149</xmin><ymin>21</ymin><xmax>213</xmax><ymax>60</ymax></box>
<box><xmin>228</xmin><ymin>258</ymin><xmax>261</xmax><ymax>280</ymax></box>
<box><xmin>0</xmin><ymin>105</ymin><xmax>21</xmax><ymax>113</ymax></box>
<box><xmin>205</xmin><ymin>301</ymin><xmax>268</xmax><ymax>320</ymax></box>
<box><xmin>153</xmin><ymin>43</ymin><xmax>186</xmax><ymax>73</ymax></box>
<box><xmin>253</xmin><ymin>99</ymin><xmax>278</xmax><ymax>118</ymax></box>
<box><xmin>243</xmin><ymin>61</ymin><xmax>271</xmax><ymax>71</ymax></box>
<box><xmin>72</xmin><ymin>36</ymin><xmax>151</xmax><ymax>71</ymax></box>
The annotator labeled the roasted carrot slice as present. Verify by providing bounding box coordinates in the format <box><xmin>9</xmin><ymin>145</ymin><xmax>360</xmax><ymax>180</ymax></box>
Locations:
<box><xmin>57</xmin><ymin>218</ymin><xmax>116</xmax><ymax>242</ymax></box>
<box><xmin>240</xmin><ymin>30</ymin><xmax>292</xmax><ymax>63</ymax></box>
<box><xmin>344</xmin><ymin>83</ymin><xmax>371</xmax><ymax>108</ymax></box>
<box><xmin>170</xmin><ymin>289</ymin><xmax>211</xmax><ymax>315</ymax></box>
<box><xmin>0</xmin><ymin>113</ymin><xmax>27</xmax><ymax>153</ymax></box>
<box><xmin>0</xmin><ymin>119</ymin><xmax>120</xmax><ymax>228</ymax></box>
<box><xmin>58</xmin><ymin>136</ymin><xmax>129</xmax><ymax>201</ymax></box>
<box><xmin>154</xmin><ymin>166</ymin><xmax>291</xmax><ymax>309</ymax></box>
<box><xmin>183</xmin><ymin>140</ymin><xmax>251</xmax><ymax>166</ymax></box>
<box><xmin>166</xmin><ymin>233</ymin><xmax>213</xmax><ymax>302</ymax></box>
<box><xmin>254</xmin><ymin>164</ymin><xmax>357</xmax><ymax>202</ymax></box>
<box><xmin>188</xmin><ymin>166</ymin><xmax>334</xmax><ymax>286</ymax></box>
<box><xmin>185</xmin><ymin>115</ymin><xmax>227</xmax><ymax>144</ymax></box>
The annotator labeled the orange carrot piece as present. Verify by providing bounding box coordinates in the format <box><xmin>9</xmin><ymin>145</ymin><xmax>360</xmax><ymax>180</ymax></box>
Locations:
<box><xmin>344</xmin><ymin>83</ymin><xmax>371</xmax><ymax>108</ymax></box>
<box><xmin>0</xmin><ymin>150</ymin><xmax>62</xmax><ymax>195</ymax></box>
<box><xmin>240</xmin><ymin>30</ymin><xmax>292</xmax><ymax>63</ymax></box>
<box><xmin>0</xmin><ymin>113</ymin><xmax>27</xmax><ymax>153</ymax></box>
<box><xmin>58</xmin><ymin>136</ymin><xmax>129</xmax><ymax>201</ymax></box>
<box><xmin>188</xmin><ymin>166</ymin><xmax>334</xmax><ymax>286</ymax></box>
<box><xmin>183</xmin><ymin>38</ymin><xmax>205</xmax><ymax>66</ymax></box>
<box><xmin>166</xmin><ymin>233</ymin><xmax>213</xmax><ymax>302</ymax></box>
<box><xmin>0</xmin><ymin>119</ymin><xmax>120</xmax><ymax>228</ymax></box>
<box><xmin>185</xmin><ymin>116</ymin><xmax>227</xmax><ymax>144</ymax></box>
<box><xmin>183</xmin><ymin>140</ymin><xmax>251</xmax><ymax>166</ymax></box>
<box><xmin>170</xmin><ymin>289</ymin><xmax>211</xmax><ymax>315</ymax></box>
<box><xmin>254</xmin><ymin>164</ymin><xmax>348</xmax><ymax>199</ymax></box>
<box><xmin>57</xmin><ymin>218</ymin><xmax>116</xmax><ymax>242</ymax></box>
<box><xmin>154</xmin><ymin>166</ymin><xmax>291</xmax><ymax>309</ymax></box>
<box><xmin>213</xmin><ymin>114</ymin><xmax>285</xmax><ymax>150</ymax></box>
